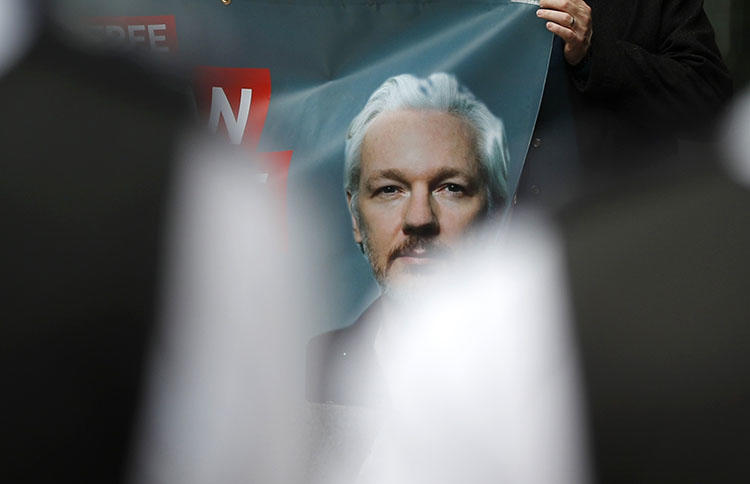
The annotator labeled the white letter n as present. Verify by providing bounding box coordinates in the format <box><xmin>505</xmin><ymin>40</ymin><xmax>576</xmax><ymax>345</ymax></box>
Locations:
<box><xmin>208</xmin><ymin>87</ymin><xmax>252</xmax><ymax>145</ymax></box>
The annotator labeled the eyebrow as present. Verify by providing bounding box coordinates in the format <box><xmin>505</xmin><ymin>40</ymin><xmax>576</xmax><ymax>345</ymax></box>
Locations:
<box><xmin>365</xmin><ymin>168</ymin><xmax>472</xmax><ymax>188</ymax></box>
<box><xmin>363</xmin><ymin>169</ymin><xmax>408</xmax><ymax>191</ymax></box>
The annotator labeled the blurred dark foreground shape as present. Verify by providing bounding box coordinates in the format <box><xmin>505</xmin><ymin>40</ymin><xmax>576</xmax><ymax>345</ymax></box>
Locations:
<box><xmin>0</xmin><ymin>14</ymin><xmax>189</xmax><ymax>484</ymax></box>
<box><xmin>558</xmin><ymin>104</ymin><xmax>750</xmax><ymax>483</ymax></box>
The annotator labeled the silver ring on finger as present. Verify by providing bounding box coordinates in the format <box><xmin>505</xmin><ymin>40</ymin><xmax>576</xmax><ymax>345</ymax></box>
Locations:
<box><xmin>570</xmin><ymin>16</ymin><xmax>576</xmax><ymax>28</ymax></box>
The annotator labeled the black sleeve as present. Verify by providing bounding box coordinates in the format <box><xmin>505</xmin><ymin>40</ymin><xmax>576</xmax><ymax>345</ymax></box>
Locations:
<box><xmin>570</xmin><ymin>0</ymin><xmax>732</xmax><ymax>130</ymax></box>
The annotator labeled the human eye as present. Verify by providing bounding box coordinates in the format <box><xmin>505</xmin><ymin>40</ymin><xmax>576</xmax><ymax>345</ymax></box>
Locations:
<box><xmin>436</xmin><ymin>182</ymin><xmax>467</xmax><ymax>196</ymax></box>
<box><xmin>373</xmin><ymin>185</ymin><xmax>402</xmax><ymax>197</ymax></box>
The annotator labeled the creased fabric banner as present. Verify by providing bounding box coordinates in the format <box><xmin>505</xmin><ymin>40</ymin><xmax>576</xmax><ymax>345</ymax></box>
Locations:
<box><xmin>74</xmin><ymin>0</ymin><xmax>552</xmax><ymax>333</ymax></box>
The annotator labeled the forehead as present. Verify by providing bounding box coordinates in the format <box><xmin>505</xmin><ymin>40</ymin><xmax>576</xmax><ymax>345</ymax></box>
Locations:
<box><xmin>360</xmin><ymin>109</ymin><xmax>480</xmax><ymax>179</ymax></box>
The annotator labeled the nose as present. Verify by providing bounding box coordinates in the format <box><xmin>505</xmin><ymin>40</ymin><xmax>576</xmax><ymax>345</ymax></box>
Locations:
<box><xmin>402</xmin><ymin>186</ymin><xmax>438</xmax><ymax>236</ymax></box>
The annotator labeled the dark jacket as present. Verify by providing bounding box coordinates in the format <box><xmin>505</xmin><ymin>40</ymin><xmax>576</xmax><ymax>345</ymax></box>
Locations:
<box><xmin>520</xmin><ymin>0</ymin><xmax>733</xmax><ymax>205</ymax></box>
<box><xmin>559</xmin><ymin>154</ymin><xmax>750</xmax><ymax>483</ymax></box>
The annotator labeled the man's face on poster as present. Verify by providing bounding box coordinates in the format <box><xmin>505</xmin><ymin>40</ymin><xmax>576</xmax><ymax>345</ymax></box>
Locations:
<box><xmin>348</xmin><ymin>109</ymin><xmax>488</xmax><ymax>292</ymax></box>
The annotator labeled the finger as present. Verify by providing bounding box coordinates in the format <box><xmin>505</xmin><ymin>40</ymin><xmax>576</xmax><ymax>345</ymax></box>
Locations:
<box><xmin>538</xmin><ymin>0</ymin><xmax>578</xmax><ymax>12</ymax></box>
<box><xmin>544</xmin><ymin>21</ymin><xmax>577</xmax><ymax>44</ymax></box>
<box><xmin>539</xmin><ymin>0</ymin><xmax>589</xmax><ymax>20</ymax></box>
<box><xmin>537</xmin><ymin>9</ymin><xmax>576</xmax><ymax>29</ymax></box>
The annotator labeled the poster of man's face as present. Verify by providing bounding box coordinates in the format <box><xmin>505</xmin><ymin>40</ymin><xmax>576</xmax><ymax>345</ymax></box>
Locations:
<box><xmin>343</xmin><ymin>73</ymin><xmax>510</xmax><ymax>295</ymax></box>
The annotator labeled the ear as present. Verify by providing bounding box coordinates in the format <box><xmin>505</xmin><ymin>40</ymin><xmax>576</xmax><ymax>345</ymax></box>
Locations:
<box><xmin>346</xmin><ymin>191</ymin><xmax>363</xmax><ymax>244</ymax></box>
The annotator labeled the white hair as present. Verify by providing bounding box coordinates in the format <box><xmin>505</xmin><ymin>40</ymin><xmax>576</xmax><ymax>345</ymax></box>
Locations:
<box><xmin>344</xmin><ymin>72</ymin><xmax>510</xmax><ymax>214</ymax></box>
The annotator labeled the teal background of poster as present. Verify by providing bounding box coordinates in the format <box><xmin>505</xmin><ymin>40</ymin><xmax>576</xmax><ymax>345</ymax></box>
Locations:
<box><xmin>59</xmin><ymin>0</ymin><xmax>552</xmax><ymax>334</ymax></box>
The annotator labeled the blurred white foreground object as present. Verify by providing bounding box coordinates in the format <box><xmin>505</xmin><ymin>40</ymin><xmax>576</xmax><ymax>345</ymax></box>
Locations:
<box><xmin>724</xmin><ymin>90</ymin><xmax>750</xmax><ymax>187</ymax></box>
<box><xmin>0</xmin><ymin>0</ymin><xmax>38</xmax><ymax>76</ymax></box>
<box><xmin>359</xmin><ymin>219</ymin><xmax>590</xmax><ymax>484</ymax></box>
<box><xmin>129</xmin><ymin>137</ymin><xmax>306</xmax><ymax>484</ymax></box>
